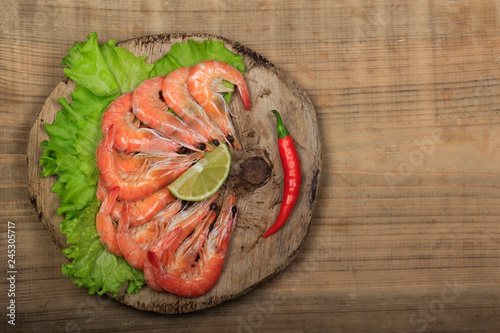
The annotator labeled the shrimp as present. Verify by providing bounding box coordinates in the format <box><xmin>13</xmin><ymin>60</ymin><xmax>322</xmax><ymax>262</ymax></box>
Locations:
<box><xmin>113</xmin><ymin>151</ymin><xmax>167</xmax><ymax>174</ymax></box>
<box><xmin>117</xmin><ymin>199</ymin><xmax>183</xmax><ymax>270</ymax></box>
<box><xmin>163</xmin><ymin>67</ymin><xmax>225</xmax><ymax>147</ymax></box>
<box><xmin>147</xmin><ymin>194</ymin><xmax>237</xmax><ymax>297</ymax></box>
<box><xmin>146</xmin><ymin>211</ymin><xmax>215</xmax><ymax>291</ymax></box>
<box><xmin>143</xmin><ymin>213</ymin><xmax>214</xmax><ymax>292</ymax></box>
<box><xmin>168</xmin><ymin>211</ymin><xmax>215</xmax><ymax>272</ymax></box>
<box><xmin>143</xmin><ymin>195</ymin><xmax>219</xmax><ymax>291</ymax></box>
<box><xmin>132</xmin><ymin>76</ymin><xmax>208</xmax><ymax>152</ymax></box>
<box><xmin>143</xmin><ymin>228</ymin><xmax>181</xmax><ymax>292</ymax></box>
<box><xmin>101</xmin><ymin>92</ymin><xmax>181</xmax><ymax>155</ymax></box>
<box><xmin>96</xmin><ymin>124</ymin><xmax>203</xmax><ymax>202</ymax></box>
<box><xmin>95</xmin><ymin>186</ymin><xmax>123</xmax><ymax>257</ymax></box>
<box><xmin>188</xmin><ymin>60</ymin><xmax>251</xmax><ymax>149</ymax></box>
<box><xmin>97</xmin><ymin>142</ymin><xmax>189</xmax><ymax>225</ymax></box>
<box><xmin>110</xmin><ymin>187</ymin><xmax>176</xmax><ymax>228</ymax></box>
<box><xmin>158</xmin><ymin>194</ymin><xmax>219</xmax><ymax>267</ymax></box>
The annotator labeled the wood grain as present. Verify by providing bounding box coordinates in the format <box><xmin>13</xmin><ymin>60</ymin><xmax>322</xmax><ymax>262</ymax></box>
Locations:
<box><xmin>27</xmin><ymin>33</ymin><xmax>321</xmax><ymax>314</ymax></box>
<box><xmin>2</xmin><ymin>0</ymin><xmax>500</xmax><ymax>331</ymax></box>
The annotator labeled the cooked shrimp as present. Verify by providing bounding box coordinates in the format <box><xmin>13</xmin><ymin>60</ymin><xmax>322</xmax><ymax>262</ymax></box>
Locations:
<box><xmin>143</xmin><ymin>199</ymin><xmax>211</xmax><ymax>292</ymax></box>
<box><xmin>101</xmin><ymin>92</ymin><xmax>181</xmax><ymax>155</ymax></box>
<box><xmin>143</xmin><ymin>228</ymin><xmax>181</xmax><ymax>292</ymax></box>
<box><xmin>146</xmin><ymin>195</ymin><xmax>220</xmax><ymax>290</ymax></box>
<box><xmin>169</xmin><ymin>211</ymin><xmax>215</xmax><ymax>272</ymax></box>
<box><xmin>112</xmin><ymin>151</ymin><xmax>167</xmax><ymax>174</ymax></box>
<box><xmin>188</xmin><ymin>60</ymin><xmax>251</xmax><ymax>149</ymax></box>
<box><xmin>117</xmin><ymin>199</ymin><xmax>183</xmax><ymax>270</ymax></box>
<box><xmin>110</xmin><ymin>187</ymin><xmax>176</xmax><ymax>227</ymax></box>
<box><xmin>142</xmin><ymin>195</ymin><xmax>218</xmax><ymax>291</ymax></box>
<box><xmin>132</xmin><ymin>76</ymin><xmax>208</xmax><ymax>152</ymax></box>
<box><xmin>163</xmin><ymin>67</ymin><xmax>225</xmax><ymax>147</ymax></box>
<box><xmin>145</xmin><ymin>211</ymin><xmax>215</xmax><ymax>290</ymax></box>
<box><xmin>96</xmin><ymin>124</ymin><xmax>203</xmax><ymax>202</ymax></box>
<box><xmin>158</xmin><ymin>194</ymin><xmax>219</xmax><ymax>267</ymax></box>
<box><xmin>95</xmin><ymin>186</ymin><xmax>123</xmax><ymax>257</ymax></box>
<box><xmin>147</xmin><ymin>194</ymin><xmax>237</xmax><ymax>297</ymax></box>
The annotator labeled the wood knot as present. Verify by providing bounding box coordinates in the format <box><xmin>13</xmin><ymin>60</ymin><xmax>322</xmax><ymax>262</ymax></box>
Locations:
<box><xmin>231</xmin><ymin>156</ymin><xmax>271</xmax><ymax>194</ymax></box>
<box><xmin>239</xmin><ymin>157</ymin><xmax>271</xmax><ymax>186</ymax></box>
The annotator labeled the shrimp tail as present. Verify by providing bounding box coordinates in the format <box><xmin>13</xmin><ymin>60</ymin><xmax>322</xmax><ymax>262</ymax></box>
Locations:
<box><xmin>237</xmin><ymin>84</ymin><xmax>251</xmax><ymax>111</ymax></box>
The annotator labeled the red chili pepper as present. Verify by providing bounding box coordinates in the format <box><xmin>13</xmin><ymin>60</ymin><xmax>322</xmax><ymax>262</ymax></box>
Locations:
<box><xmin>263</xmin><ymin>110</ymin><xmax>301</xmax><ymax>238</ymax></box>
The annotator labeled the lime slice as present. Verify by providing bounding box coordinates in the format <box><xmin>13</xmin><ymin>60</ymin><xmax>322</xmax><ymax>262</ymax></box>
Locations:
<box><xmin>168</xmin><ymin>144</ymin><xmax>231</xmax><ymax>201</ymax></box>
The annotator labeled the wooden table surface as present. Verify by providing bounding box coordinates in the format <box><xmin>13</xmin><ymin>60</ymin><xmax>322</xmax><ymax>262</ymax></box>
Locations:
<box><xmin>2</xmin><ymin>0</ymin><xmax>500</xmax><ymax>332</ymax></box>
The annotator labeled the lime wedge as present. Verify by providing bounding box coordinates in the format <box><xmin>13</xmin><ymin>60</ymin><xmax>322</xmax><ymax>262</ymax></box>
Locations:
<box><xmin>168</xmin><ymin>144</ymin><xmax>231</xmax><ymax>201</ymax></box>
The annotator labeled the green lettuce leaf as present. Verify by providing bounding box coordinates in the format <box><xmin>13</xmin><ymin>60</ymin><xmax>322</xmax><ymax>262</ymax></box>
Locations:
<box><xmin>100</xmin><ymin>39</ymin><xmax>154</xmax><ymax>93</ymax></box>
<box><xmin>151</xmin><ymin>39</ymin><xmax>245</xmax><ymax>76</ymax></box>
<box><xmin>61</xmin><ymin>32</ymin><xmax>120</xmax><ymax>97</ymax></box>
<box><xmin>40</xmin><ymin>32</ymin><xmax>246</xmax><ymax>296</ymax></box>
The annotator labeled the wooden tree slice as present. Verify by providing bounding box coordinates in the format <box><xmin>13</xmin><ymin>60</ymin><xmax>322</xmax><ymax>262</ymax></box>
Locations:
<box><xmin>27</xmin><ymin>33</ymin><xmax>321</xmax><ymax>314</ymax></box>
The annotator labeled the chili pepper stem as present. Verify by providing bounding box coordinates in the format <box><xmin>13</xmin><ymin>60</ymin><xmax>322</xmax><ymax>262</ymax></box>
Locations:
<box><xmin>271</xmin><ymin>110</ymin><xmax>290</xmax><ymax>139</ymax></box>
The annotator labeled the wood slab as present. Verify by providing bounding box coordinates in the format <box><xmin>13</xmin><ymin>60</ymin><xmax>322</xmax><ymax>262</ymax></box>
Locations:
<box><xmin>27</xmin><ymin>33</ymin><xmax>321</xmax><ymax>314</ymax></box>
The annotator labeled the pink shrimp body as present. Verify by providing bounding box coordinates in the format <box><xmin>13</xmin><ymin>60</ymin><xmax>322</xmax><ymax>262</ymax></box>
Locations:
<box><xmin>95</xmin><ymin>186</ymin><xmax>123</xmax><ymax>257</ymax></box>
<box><xmin>112</xmin><ymin>151</ymin><xmax>168</xmax><ymax>174</ymax></box>
<box><xmin>96</xmin><ymin>124</ymin><xmax>203</xmax><ymax>202</ymax></box>
<box><xmin>156</xmin><ymin>194</ymin><xmax>219</xmax><ymax>267</ymax></box>
<box><xmin>163</xmin><ymin>67</ymin><xmax>225</xmax><ymax>147</ymax></box>
<box><xmin>143</xmin><ymin>228</ymin><xmax>181</xmax><ymax>292</ymax></box>
<box><xmin>147</xmin><ymin>194</ymin><xmax>237</xmax><ymax>297</ymax></box>
<box><xmin>132</xmin><ymin>76</ymin><xmax>208</xmax><ymax>152</ymax></box>
<box><xmin>110</xmin><ymin>187</ymin><xmax>176</xmax><ymax>228</ymax></box>
<box><xmin>117</xmin><ymin>199</ymin><xmax>183</xmax><ymax>270</ymax></box>
<box><xmin>188</xmin><ymin>60</ymin><xmax>251</xmax><ymax>149</ymax></box>
<box><xmin>97</xmin><ymin>179</ymin><xmax>170</xmax><ymax>226</ymax></box>
<box><xmin>169</xmin><ymin>211</ymin><xmax>215</xmax><ymax>272</ymax></box>
<box><xmin>101</xmin><ymin>92</ymin><xmax>181</xmax><ymax>155</ymax></box>
<box><xmin>145</xmin><ymin>212</ymin><xmax>215</xmax><ymax>291</ymax></box>
<box><xmin>143</xmin><ymin>195</ymin><xmax>218</xmax><ymax>291</ymax></box>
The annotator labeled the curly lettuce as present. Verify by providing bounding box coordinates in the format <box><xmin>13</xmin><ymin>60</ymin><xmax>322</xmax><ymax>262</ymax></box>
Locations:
<box><xmin>39</xmin><ymin>32</ymin><xmax>245</xmax><ymax>296</ymax></box>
